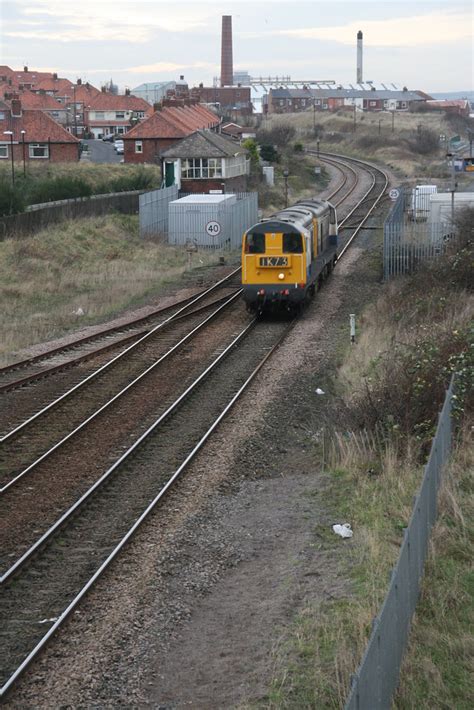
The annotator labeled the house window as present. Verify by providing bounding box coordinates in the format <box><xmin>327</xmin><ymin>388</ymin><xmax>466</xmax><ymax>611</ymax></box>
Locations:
<box><xmin>370</xmin><ymin>101</ymin><xmax>376</xmax><ymax>107</ymax></box>
<box><xmin>95</xmin><ymin>111</ymin><xmax>105</xmax><ymax>119</ymax></box>
<box><xmin>116</xmin><ymin>112</ymin><xmax>125</xmax><ymax>119</ymax></box>
<box><xmin>0</xmin><ymin>111</ymin><xmax>5</xmax><ymax>119</ymax></box>
<box><xmin>0</xmin><ymin>143</ymin><xmax>8</xmax><ymax>159</ymax></box>
<box><xmin>136</xmin><ymin>111</ymin><xmax>145</xmax><ymax>118</ymax></box>
<box><xmin>181</xmin><ymin>158</ymin><xmax>222</xmax><ymax>179</ymax></box>
<box><xmin>51</xmin><ymin>111</ymin><xmax>60</xmax><ymax>118</ymax></box>
<box><xmin>29</xmin><ymin>143</ymin><xmax>49</xmax><ymax>158</ymax></box>
<box><xmin>135</xmin><ymin>140</ymin><xmax>143</xmax><ymax>153</ymax></box>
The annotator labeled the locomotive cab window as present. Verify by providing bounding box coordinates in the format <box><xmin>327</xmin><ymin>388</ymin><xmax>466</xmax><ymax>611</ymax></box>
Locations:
<box><xmin>283</xmin><ymin>233</ymin><xmax>303</xmax><ymax>253</ymax></box>
<box><xmin>245</xmin><ymin>233</ymin><xmax>265</xmax><ymax>253</ymax></box>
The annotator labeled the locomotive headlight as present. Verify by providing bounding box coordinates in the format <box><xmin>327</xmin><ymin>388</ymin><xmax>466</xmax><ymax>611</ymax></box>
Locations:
<box><xmin>278</xmin><ymin>273</ymin><xmax>285</xmax><ymax>280</ymax></box>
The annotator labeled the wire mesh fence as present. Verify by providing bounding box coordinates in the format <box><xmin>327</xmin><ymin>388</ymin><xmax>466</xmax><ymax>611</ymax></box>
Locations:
<box><xmin>345</xmin><ymin>375</ymin><xmax>455</xmax><ymax>710</ymax></box>
<box><xmin>383</xmin><ymin>189</ymin><xmax>461</xmax><ymax>280</ymax></box>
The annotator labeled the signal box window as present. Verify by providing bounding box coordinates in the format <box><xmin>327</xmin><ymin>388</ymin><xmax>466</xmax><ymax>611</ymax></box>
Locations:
<box><xmin>283</xmin><ymin>233</ymin><xmax>303</xmax><ymax>253</ymax></box>
<box><xmin>245</xmin><ymin>233</ymin><xmax>265</xmax><ymax>253</ymax></box>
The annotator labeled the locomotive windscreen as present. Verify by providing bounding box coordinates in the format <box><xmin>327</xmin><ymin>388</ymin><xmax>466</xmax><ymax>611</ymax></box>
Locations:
<box><xmin>283</xmin><ymin>233</ymin><xmax>303</xmax><ymax>253</ymax></box>
<box><xmin>245</xmin><ymin>233</ymin><xmax>265</xmax><ymax>253</ymax></box>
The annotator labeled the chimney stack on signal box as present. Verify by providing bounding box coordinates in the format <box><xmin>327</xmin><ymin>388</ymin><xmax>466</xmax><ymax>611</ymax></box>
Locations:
<box><xmin>357</xmin><ymin>30</ymin><xmax>363</xmax><ymax>84</ymax></box>
<box><xmin>221</xmin><ymin>15</ymin><xmax>233</xmax><ymax>87</ymax></box>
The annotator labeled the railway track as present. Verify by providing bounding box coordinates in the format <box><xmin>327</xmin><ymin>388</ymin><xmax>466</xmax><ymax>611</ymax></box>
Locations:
<box><xmin>0</xmin><ymin>152</ymin><xmax>389</xmax><ymax>699</ymax></box>
<box><xmin>0</xmin><ymin>267</ymin><xmax>241</xmax><ymax>394</ymax></box>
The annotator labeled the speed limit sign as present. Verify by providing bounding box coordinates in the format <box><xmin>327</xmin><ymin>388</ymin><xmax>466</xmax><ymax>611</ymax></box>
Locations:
<box><xmin>389</xmin><ymin>188</ymin><xmax>400</xmax><ymax>201</ymax></box>
<box><xmin>205</xmin><ymin>221</ymin><xmax>221</xmax><ymax>237</ymax></box>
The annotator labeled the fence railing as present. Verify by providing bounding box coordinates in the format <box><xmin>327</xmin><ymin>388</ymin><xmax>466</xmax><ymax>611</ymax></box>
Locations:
<box><xmin>345</xmin><ymin>375</ymin><xmax>455</xmax><ymax>709</ymax></box>
<box><xmin>383</xmin><ymin>189</ymin><xmax>458</xmax><ymax>279</ymax></box>
<box><xmin>139</xmin><ymin>184</ymin><xmax>178</xmax><ymax>238</ymax></box>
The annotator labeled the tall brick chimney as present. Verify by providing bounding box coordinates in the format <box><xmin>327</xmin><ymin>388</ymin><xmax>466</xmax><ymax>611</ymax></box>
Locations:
<box><xmin>220</xmin><ymin>15</ymin><xmax>233</xmax><ymax>87</ymax></box>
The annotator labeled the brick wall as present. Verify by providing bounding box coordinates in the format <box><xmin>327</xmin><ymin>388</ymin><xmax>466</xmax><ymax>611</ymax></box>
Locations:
<box><xmin>2</xmin><ymin>142</ymin><xmax>79</xmax><ymax>163</ymax></box>
<box><xmin>181</xmin><ymin>175</ymin><xmax>247</xmax><ymax>193</ymax></box>
<box><xmin>124</xmin><ymin>137</ymin><xmax>180</xmax><ymax>164</ymax></box>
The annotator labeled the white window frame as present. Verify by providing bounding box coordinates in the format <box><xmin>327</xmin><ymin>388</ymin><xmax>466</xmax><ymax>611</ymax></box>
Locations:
<box><xmin>135</xmin><ymin>140</ymin><xmax>143</xmax><ymax>154</ymax></box>
<box><xmin>181</xmin><ymin>158</ymin><xmax>222</xmax><ymax>179</ymax></box>
<box><xmin>95</xmin><ymin>111</ymin><xmax>105</xmax><ymax>120</ymax></box>
<box><xmin>116</xmin><ymin>111</ymin><xmax>125</xmax><ymax>119</ymax></box>
<box><xmin>29</xmin><ymin>143</ymin><xmax>49</xmax><ymax>159</ymax></box>
<box><xmin>0</xmin><ymin>143</ymin><xmax>8</xmax><ymax>159</ymax></box>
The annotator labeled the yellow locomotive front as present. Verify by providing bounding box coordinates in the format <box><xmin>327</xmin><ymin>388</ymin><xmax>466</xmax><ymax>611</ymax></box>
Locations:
<box><xmin>241</xmin><ymin>225</ymin><xmax>308</xmax><ymax>312</ymax></box>
<box><xmin>241</xmin><ymin>199</ymin><xmax>338</xmax><ymax>313</ymax></box>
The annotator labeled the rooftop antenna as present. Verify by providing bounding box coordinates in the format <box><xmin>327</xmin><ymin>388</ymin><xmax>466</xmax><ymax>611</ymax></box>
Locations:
<box><xmin>381</xmin><ymin>83</ymin><xmax>388</xmax><ymax>90</ymax></box>
<box><xmin>391</xmin><ymin>83</ymin><xmax>398</xmax><ymax>90</ymax></box>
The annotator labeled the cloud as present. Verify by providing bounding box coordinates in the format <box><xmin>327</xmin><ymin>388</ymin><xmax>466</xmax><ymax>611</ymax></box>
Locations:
<box><xmin>10</xmin><ymin>0</ymin><xmax>212</xmax><ymax>43</ymax></box>
<box><xmin>276</xmin><ymin>11</ymin><xmax>472</xmax><ymax>46</ymax></box>
<box><xmin>125</xmin><ymin>61</ymin><xmax>216</xmax><ymax>74</ymax></box>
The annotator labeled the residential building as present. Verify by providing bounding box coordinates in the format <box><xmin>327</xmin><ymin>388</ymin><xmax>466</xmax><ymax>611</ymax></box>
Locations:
<box><xmin>266</xmin><ymin>87</ymin><xmax>428</xmax><ymax>114</ymax></box>
<box><xmin>86</xmin><ymin>91</ymin><xmax>153</xmax><ymax>139</ymax></box>
<box><xmin>122</xmin><ymin>104</ymin><xmax>220</xmax><ymax>165</ymax></box>
<box><xmin>160</xmin><ymin>130</ymin><xmax>250</xmax><ymax>192</ymax></box>
<box><xmin>0</xmin><ymin>98</ymin><xmax>80</xmax><ymax>164</ymax></box>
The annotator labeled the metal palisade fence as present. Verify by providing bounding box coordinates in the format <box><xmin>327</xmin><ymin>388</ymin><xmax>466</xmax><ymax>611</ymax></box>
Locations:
<box><xmin>383</xmin><ymin>190</ymin><xmax>457</xmax><ymax>280</ymax></box>
<box><xmin>139</xmin><ymin>186</ymin><xmax>258</xmax><ymax>250</ymax></box>
<box><xmin>169</xmin><ymin>192</ymin><xmax>258</xmax><ymax>250</ymax></box>
<box><xmin>345</xmin><ymin>375</ymin><xmax>455</xmax><ymax>710</ymax></box>
<box><xmin>139</xmin><ymin>184</ymin><xmax>179</xmax><ymax>239</ymax></box>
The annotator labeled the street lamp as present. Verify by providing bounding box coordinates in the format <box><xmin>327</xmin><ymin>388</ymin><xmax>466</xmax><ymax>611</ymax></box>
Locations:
<box><xmin>20</xmin><ymin>130</ymin><xmax>26</xmax><ymax>177</ymax></box>
<box><xmin>3</xmin><ymin>130</ymin><xmax>14</xmax><ymax>184</ymax></box>
<box><xmin>283</xmin><ymin>168</ymin><xmax>289</xmax><ymax>208</ymax></box>
<box><xmin>378</xmin><ymin>119</ymin><xmax>382</xmax><ymax>135</ymax></box>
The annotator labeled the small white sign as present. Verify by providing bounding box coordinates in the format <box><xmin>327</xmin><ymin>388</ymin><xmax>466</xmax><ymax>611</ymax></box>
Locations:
<box><xmin>205</xmin><ymin>221</ymin><xmax>221</xmax><ymax>237</ymax></box>
<box><xmin>389</xmin><ymin>188</ymin><xmax>400</xmax><ymax>201</ymax></box>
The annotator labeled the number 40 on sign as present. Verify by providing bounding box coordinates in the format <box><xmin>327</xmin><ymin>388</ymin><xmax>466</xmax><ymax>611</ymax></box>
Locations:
<box><xmin>206</xmin><ymin>221</ymin><xmax>221</xmax><ymax>236</ymax></box>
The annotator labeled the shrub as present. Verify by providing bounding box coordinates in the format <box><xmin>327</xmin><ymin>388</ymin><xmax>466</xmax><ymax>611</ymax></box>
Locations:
<box><xmin>256</xmin><ymin>123</ymin><xmax>296</xmax><ymax>147</ymax></box>
<box><xmin>406</xmin><ymin>126</ymin><xmax>439</xmax><ymax>155</ymax></box>
<box><xmin>294</xmin><ymin>142</ymin><xmax>304</xmax><ymax>153</ymax></box>
<box><xmin>259</xmin><ymin>144</ymin><xmax>278</xmax><ymax>161</ymax></box>
<box><xmin>0</xmin><ymin>180</ymin><xmax>26</xmax><ymax>216</ymax></box>
<box><xmin>27</xmin><ymin>176</ymin><xmax>93</xmax><ymax>204</ymax></box>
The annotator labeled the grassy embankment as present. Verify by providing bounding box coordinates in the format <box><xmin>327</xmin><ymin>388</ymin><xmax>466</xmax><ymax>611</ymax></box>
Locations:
<box><xmin>260</xmin><ymin>221</ymin><xmax>473</xmax><ymax>708</ymax></box>
<box><xmin>248</xmin><ymin>107</ymin><xmax>474</xmax><ymax>215</ymax></box>
<box><xmin>0</xmin><ymin>213</ymin><xmax>225</xmax><ymax>366</ymax></box>
<box><xmin>0</xmin><ymin>162</ymin><xmax>162</xmax><ymax>216</ymax></box>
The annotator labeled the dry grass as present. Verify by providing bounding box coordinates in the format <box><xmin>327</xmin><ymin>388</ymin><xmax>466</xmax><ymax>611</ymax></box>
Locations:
<box><xmin>0</xmin><ymin>213</ymin><xmax>223</xmax><ymax>365</ymax></box>
<box><xmin>258</xmin><ymin>109</ymin><xmax>470</xmax><ymax>181</ymax></box>
<box><xmin>393</xmin><ymin>419</ymin><xmax>474</xmax><ymax>709</ymax></box>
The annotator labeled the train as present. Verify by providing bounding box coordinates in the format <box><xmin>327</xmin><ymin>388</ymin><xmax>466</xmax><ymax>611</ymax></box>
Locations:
<box><xmin>241</xmin><ymin>198</ymin><xmax>338</xmax><ymax>313</ymax></box>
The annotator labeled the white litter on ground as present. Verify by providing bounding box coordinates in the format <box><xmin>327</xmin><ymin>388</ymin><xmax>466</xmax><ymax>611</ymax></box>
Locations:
<box><xmin>332</xmin><ymin>523</ymin><xmax>353</xmax><ymax>538</ymax></box>
<box><xmin>315</xmin><ymin>388</ymin><xmax>325</xmax><ymax>395</ymax></box>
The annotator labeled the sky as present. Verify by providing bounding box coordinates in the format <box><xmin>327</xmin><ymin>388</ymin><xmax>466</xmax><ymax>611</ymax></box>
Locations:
<box><xmin>1</xmin><ymin>0</ymin><xmax>473</xmax><ymax>95</ymax></box>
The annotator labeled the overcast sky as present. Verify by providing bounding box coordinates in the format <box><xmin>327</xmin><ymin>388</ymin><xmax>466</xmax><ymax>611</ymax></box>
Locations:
<box><xmin>1</xmin><ymin>0</ymin><xmax>473</xmax><ymax>94</ymax></box>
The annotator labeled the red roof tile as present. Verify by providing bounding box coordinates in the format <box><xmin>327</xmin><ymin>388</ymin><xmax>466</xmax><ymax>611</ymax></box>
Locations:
<box><xmin>88</xmin><ymin>93</ymin><xmax>153</xmax><ymax>112</ymax></box>
<box><xmin>0</xmin><ymin>108</ymin><xmax>79</xmax><ymax>143</ymax></box>
<box><xmin>123</xmin><ymin>103</ymin><xmax>219</xmax><ymax>140</ymax></box>
<box><xmin>32</xmin><ymin>77</ymin><xmax>75</xmax><ymax>95</ymax></box>
<box><xmin>15</xmin><ymin>91</ymin><xmax>65</xmax><ymax>110</ymax></box>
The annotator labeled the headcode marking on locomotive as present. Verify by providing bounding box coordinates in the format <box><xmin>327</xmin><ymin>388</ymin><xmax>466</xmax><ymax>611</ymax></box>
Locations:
<box><xmin>259</xmin><ymin>256</ymin><xmax>289</xmax><ymax>267</ymax></box>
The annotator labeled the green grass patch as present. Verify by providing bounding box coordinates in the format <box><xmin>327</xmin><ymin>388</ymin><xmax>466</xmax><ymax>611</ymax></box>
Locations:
<box><xmin>0</xmin><ymin>213</ymin><xmax>224</xmax><ymax>364</ymax></box>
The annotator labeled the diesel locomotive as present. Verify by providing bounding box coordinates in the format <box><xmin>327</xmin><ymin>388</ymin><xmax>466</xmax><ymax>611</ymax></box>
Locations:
<box><xmin>241</xmin><ymin>198</ymin><xmax>338</xmax><ymax>312</ymax></box>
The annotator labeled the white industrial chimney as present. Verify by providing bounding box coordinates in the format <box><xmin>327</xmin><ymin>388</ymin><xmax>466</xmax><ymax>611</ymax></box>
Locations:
<box><xmin>357</xmin><ymin>30</ymin><xmax>363</xmax><ymax>84</ymax></box>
